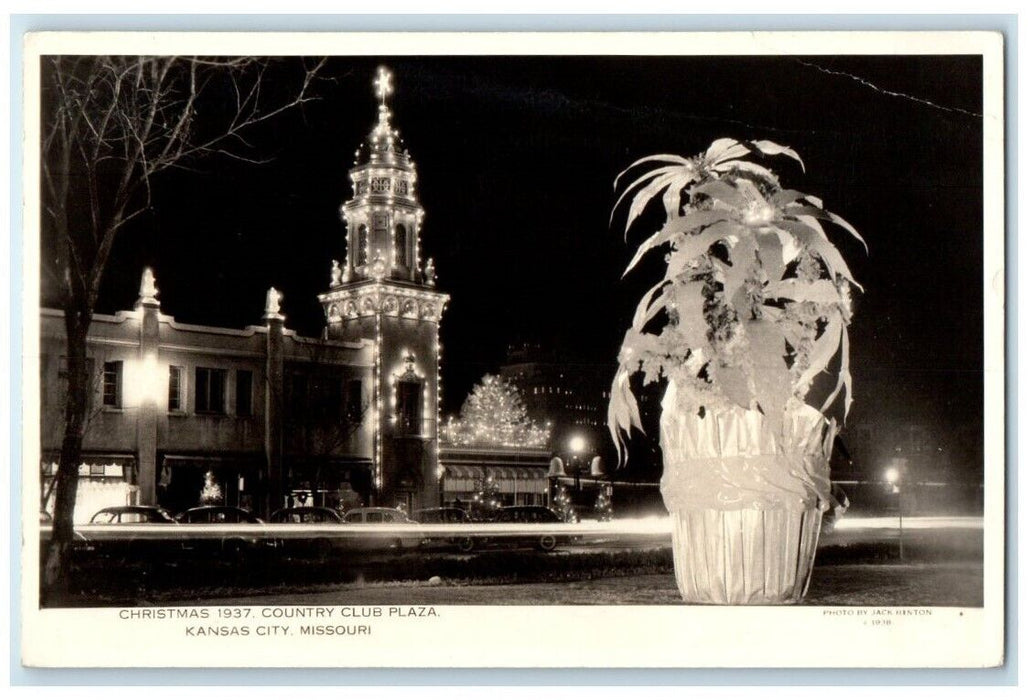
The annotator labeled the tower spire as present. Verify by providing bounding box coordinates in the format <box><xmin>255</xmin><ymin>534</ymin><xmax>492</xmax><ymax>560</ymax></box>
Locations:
<box><xmin>369</xmin><ymin>66</ymin><xmax>398</xmax><ymax>153</ymax></box>
<box><xmin>374</xmin><ymin>66</ymin><xmax>393</xmax><ymax>106</ymax></box>
<box><xmin>320</xmin><ymin>66</ymin><xmax>449</xmax><ymax>512</ymax></box>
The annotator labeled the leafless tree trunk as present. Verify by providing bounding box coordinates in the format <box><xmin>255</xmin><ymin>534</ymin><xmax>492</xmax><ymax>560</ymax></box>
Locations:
<box><xmin>40</xmin><ymin>55</ymin><xmax>325</xmax><ymax>602</ymax></box>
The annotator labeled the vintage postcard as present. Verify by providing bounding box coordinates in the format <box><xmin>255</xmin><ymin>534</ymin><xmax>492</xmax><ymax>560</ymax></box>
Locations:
<box><xmin>19</xmin><ymin>30</ymin><xmax>1005</xmax><ymax>668</ymax></box>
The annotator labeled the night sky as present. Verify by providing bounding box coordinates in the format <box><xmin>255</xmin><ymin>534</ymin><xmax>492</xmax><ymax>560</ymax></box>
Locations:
<box><xmin>48</xmin><ymin>54</ymin><xmax>985</xmax><ymax>449</ymax></box>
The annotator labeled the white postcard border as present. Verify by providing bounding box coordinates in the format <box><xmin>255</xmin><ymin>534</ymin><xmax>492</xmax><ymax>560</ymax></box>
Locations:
<box><xmin>18</xmin><ymin>29</ymin><xmax>1006</xmax><ymax>670</ymax></box>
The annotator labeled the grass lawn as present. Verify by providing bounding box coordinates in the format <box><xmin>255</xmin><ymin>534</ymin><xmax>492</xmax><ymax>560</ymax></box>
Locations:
<box><xmin>182</xmin><ymin>560</ymin><xmax>982</xmax><ymax>607</ymax></box>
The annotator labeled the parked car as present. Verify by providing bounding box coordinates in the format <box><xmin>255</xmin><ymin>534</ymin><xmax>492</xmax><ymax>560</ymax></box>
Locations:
<box><xmin>269</xmin><ymin>507</ymin><xmax>345</xmax><ymax>560</ymax></box>
<box><xmin>413</xmin><ymin>507</ymin><xmax>471</xmax><ymax>524</ymax></box>
<box><xmin>90</xmin><ymin>505</ymin><xmax>177</xmax><ymax>524</ymax></box>
<box><xmin>270</xmin><ymin>506</ymin><xmax>344</xmax><ymax>524</ymax></box>
<box><xmin>341</xmin><ymin>507</ymin><xmax>423</xmax><ymax>550</ymax></box>
<box><xmin>412</xmin><ymin>507</ymin><xmax>475</xmax><ymax>553</ymax></box>
<box><xmin>342</xmin><ymin>507</ymin><xmax>414</xmax><ymax>524</ymax></box>
<box><xmin>174</xmin><ymin>506</ymin><xmax>270</xmax><ymax>562</ymax></box>
<box><xmin>86</xmin><ymin>506</ymin><xmax>180</xmax><ymax>563</ymax></box>
<box><xmin>175</xmin><ymin>506</ymin><xmax>264</xmax><ymax>524</ymax></box>
<box><xmin>492</xmin><ymin>506</ymin><xmax>569</xmax><ymax>552</ymax></box>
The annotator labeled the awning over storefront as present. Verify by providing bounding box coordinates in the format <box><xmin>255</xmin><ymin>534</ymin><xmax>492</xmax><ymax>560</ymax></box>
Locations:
<box><xmin>41</xmin><ymin>452</ymin><xmax>136</xmax><ymax>479</ymax></box>
<box><xmin>443</xmin><ymin>465</ymin><xmax>546</xmax><ymax>480</ymax></box>
<box><xmin>441</xmin><ymin>465</ymin><xmax>549</xmax><ymax>495</ymax></box>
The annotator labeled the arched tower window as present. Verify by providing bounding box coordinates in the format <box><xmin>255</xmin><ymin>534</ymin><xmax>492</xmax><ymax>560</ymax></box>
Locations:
<box><xmin>372</xmin><ymin>212</ymin><xmax>388</xmax><ymax>243</ymax></box>
<box><xmin>356</xmin><ymin>224</ymin><xmax>369</xmax><ymax>267</ymax></box>
<box><xmin>396</xmin><ymin>379</ymin><xmax>422</xmax><ymax>434</ymax></box>
<box><xmin>394</xmin><ymin>353</ymin><xmax>423</xmax><ymax>435</ymax></box>
<box><xmin>395</xmin><ymin>224</ymin><xmax>409</xmax><ymax>268</ymax></box>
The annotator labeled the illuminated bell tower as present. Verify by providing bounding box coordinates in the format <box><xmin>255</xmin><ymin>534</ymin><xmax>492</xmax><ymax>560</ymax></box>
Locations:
<box><xmin>319</xmin><ymin>67</ymin><xmax>449</xmax><ymax>511</ymax></box>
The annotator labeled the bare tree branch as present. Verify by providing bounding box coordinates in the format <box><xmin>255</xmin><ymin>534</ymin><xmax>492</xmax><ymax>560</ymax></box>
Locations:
<box><xmin>39</xmin><ymin>54</ymin><xmax>328</xmax><ymax>599</ymax></box>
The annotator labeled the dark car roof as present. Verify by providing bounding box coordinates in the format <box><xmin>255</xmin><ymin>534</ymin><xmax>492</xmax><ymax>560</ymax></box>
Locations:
<box><xmin>270</xmin><ymin>507</ymin><xmax>343</xmax><ymax>523</ymax></box>
<box><xmin>90</xmin><ymin>506</ymin><xmax>176</xmax><ymax>523</ymax></box>
<box><xmin>176</xmin><ymin>506</ymin><xmax>262</xmax><ymax>523</ymax></box>
<box><xmin>495</xmin><ymin>506</ymin><xmax>561</xmax><ymax>522</ymax></box>
<box><xmin>97</xmin><ymin>506</ymin><xmax>166</xmax><ymax>513</ymax></box>
<box><xmin>412</xmin><ymin>507</ymin><xmax>470</xmax><ymax>523</ymax></box>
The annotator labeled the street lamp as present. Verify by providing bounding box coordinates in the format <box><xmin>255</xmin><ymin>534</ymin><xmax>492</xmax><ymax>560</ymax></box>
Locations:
<box><xmin>125</xmin><ymin>352</ymin><xmax>162</xmax><ymax>407</ymax></box>
<box><xmin>884</xmin><ymin>467</ymin><xmax>900</xmax><ymax>491</ymax></box>
<box><xmin>884</xmin><ymin>465</ymin><xmax>904</xmax><ymax>560</ymax></box>
<box><xmin>567</xmin><ymin>435</ymin><xmax>587</xmax><ymax>492</ymax></box>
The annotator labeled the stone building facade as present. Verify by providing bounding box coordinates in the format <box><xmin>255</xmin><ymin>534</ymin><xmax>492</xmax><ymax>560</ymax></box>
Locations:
<box><xmin>40</xmin><ymin>278</ymin><xmax>376</xmax><ymax>522</ymax></box>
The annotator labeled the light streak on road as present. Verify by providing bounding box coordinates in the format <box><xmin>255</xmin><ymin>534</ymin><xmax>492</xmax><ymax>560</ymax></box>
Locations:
<box><xmin>37</xmin><ymin>515</ymin><xmax>982</xmax><ymax>546</ymax></box>
<box><xmin>832</xmin><ymin>515</ymin><xmax>983</xmax><ymax>531</ymax></box>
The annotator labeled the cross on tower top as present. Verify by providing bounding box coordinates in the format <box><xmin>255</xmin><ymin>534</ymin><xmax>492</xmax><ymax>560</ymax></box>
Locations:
<box><xmin>374</xmin><ymin>66</ymin><xmax>393</xmax><ymax>105</ymax></box>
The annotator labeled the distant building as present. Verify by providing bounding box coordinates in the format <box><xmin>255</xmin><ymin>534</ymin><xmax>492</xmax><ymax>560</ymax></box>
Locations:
<box><xmin>498</xmin><ymin>342</ymin><xmax>612</xmax><ymax>462</ymax></box>
<box><xmin>497</xmin><ymin>343</ymin><xmax>667</xmax><ymax>514</ymax></box>
<box><xmin>832</xmin><ymin>377</ymin><xmax>984</xmax><ymax>516</ymax></box>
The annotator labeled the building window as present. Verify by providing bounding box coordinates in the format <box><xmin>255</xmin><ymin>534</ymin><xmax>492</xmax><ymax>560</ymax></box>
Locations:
<box><xmin>372</xmin><ymin>212</ymin><xmax>388</xmax><ymax>243</ymax></box>
<box><xmin>316</xmin><ymin>375</ymin><xmax>343</xmax><ymax>417</ymax></box>
<box><xmin>395</xmin><ymin>224</ymin><xmax>409</xmax><ymax>268</ymax></box>
<box><xmin>195</xmin><ymin>367</ymin><xmax>227</xmax><ymax>414</ymax></box>
<box><xmin>102</xmin><ymin>361</ymin><xmax>122</xmax><ymax>408</ymax></box>
<box><xmin>236</xmin><ymin>369</ymin><xmax>253</xmax><ymax>417</ymax></box>
<box><xmin>168</xmin><ymin>366</ymin><xmax>183</xmax><ymax>412</ymax></box>
<box><xmin>357</xmin><ymin>225</ymin><xmax>369</xmax><ymax>267</ymax></box>
<box><xmin>396</xmin><ymin>380</ymin><xmax>422</xmax><ymax>435</ymax></box>
<box><xmin>287</xmin><ymin>373</ymin><xmax>309</xmax><ymax>411</ymax></box>
<box><xmin>346</xmin><ymin>379</ymin><xmax>364</xmax><ymax>422</ymax></box>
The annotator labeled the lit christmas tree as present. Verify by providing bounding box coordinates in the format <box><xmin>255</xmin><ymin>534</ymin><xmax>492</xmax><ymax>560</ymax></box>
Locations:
<box><xmin>553</xmin><ymin>485</ymin><xmax>577</xmax><ymax>523</ymax></box>
<box><xmin>594</xmin><ymin>489</ymin><xmax>614</xmax><ymax>521</ymax></box>
<box><xmin>470</xmin><ymin>474</ymin><xmax>502</xmax><ymax>520</ymax></box>
<box><xmin>442</xmin><ymin>374</ymin><xmax>550</xmax><ymax>448</ymax></box>
<box><xmin>199</xmin><ymin>470</ymin><xmax>222</xmax><ymax>505</ymax></box>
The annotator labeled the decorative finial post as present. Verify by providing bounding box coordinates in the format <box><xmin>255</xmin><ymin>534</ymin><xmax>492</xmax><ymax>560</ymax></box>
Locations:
<box><xmin>138</xmin><ymin>267</ymin><xmax>159</xmax><ymax>307</ymax></box>
<box><xmin>264</xmin><ymin>287</ymin><xmax>284</xmax><ymax>319</ymax></box>
<box><xmin>330</xmin><ymin>259</ymin><xmax>342</xmax><ymax>287</ymax></box>
<box><xmin>424</xmin><ymin>258</ymin><xmax>437</xmax><ymax>287</ymax></box>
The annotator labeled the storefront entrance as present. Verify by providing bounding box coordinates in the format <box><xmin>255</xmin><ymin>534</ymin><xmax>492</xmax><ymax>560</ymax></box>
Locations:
<box><xmin>158</xmin><ymin>454</ymin><xmax>263</xmax><ymax>515</ymax></box>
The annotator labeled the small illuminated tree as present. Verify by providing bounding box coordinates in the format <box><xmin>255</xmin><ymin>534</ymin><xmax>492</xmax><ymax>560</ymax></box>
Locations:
<box><xmin>442</xmin><ymin>374</ymin><xmax>549</xmax><ymax>448</ymax></box>
<box><xmin>199</xmin><ymin>471</ymin><xmax>223</xmax><ymax>506</ymax></box>
<box><xmin>553</xmin><ymin>485</ymin><xmax>577</xmax><ymax>523</ymax></box>
<box><xmin>469</xmin><ymin>474</ymin><xmax>501</xmax><ymax>521</ymax></box>
<box><xmin>593</xmin><ymin>490</ymin><xmax>614</xmax><ymax>521</ymax></box>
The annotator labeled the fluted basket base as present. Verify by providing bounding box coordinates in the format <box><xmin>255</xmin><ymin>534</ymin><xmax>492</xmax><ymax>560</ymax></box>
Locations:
<box><xmin>668</xmin><ymin>507</ymin><xmax>822</xmax><ymax>605</ymax></box>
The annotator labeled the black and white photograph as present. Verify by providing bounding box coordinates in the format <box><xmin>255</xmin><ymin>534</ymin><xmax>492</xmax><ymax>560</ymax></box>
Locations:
<box><xmin>20</xmin><ymin>31</ymin><xmax>1004</xmax><ymax>668</ymax></box>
